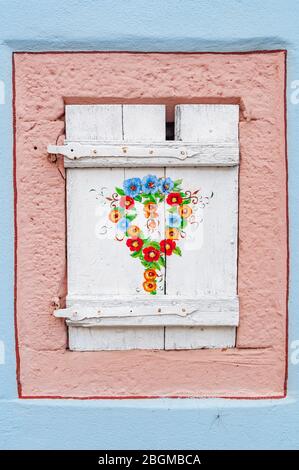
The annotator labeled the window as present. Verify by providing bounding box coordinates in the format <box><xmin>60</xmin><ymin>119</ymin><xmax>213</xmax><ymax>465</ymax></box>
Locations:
<box><xmin>49</xmin><ymin>104</ymin><xmax>239</xmax><ymax>350</ymax></box>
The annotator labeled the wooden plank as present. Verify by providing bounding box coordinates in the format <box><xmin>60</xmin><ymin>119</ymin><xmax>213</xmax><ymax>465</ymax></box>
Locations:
<box><xmin>55</xmin><ymin>296</ymin><xmax>239</xmax><ymax>326</ymax></box>
<box><xmin>67</xmin><ymin>167</ymin><xmax>130</xmax><ymax>296</ymax></box>
<box><xmin>164</xmin><ymin>167</ymin><xmax>238</xmax><ymax>296</ymax></box>
<box><xmin>66</xmin><ymin>104</ymin><xmax>166</xmax><ymax>350</ymax></box>
<box><xmin>175</xmin><ymin>104</ymin><xmax>239</xmax><ymax>143</ymax></box>
<box><xmin>122</xmin><ymin>105</ymin><xmax>165</xmax><ymax>141</ymax></box>
<box><xmin>65</xmin><ymin>105</ymin><xmax>122</xmax><ymax>141</ymax></box>
<box><xmin>164</xmin><ymin>326</ymin><xmax>236</xmax><ymax>350</ymax></box>
<box><xmin>121</xmin><ymin>105</ymin><xmax>166</xmax><ymax>346</ymax></box>
<box><xmin>164</xmin><ymin>104</ymin><xmax>239</xmax><ymax>349</ymax></box>
<box><xmin>68</xmin><ymin>326</ymin><xmax>164</xmax><ymax>351</ymax></box>
<box><xmin>47</xmin><ymin>142</ymin><xmax>239</xmax><ymax>167</ymax></box>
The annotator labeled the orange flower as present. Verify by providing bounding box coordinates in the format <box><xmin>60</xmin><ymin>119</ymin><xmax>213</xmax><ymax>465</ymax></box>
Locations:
<box><xmin>144</xmin><ymin>269</ymin><xmax>157</xmax><ymax>281</ymax></box>
<box><xmin>165</xmin><ymin>227</ymin><xmax>180</xmax><ymax>240</ymax></box>
<box><xmin>143</xmin><ymin>280</ymin><xmax>157</xmax><ymax>293</ymax></box>
<box><xmin>144</xmin><ymin>202</ymin><xmax>157</xmax><ymax>212</ymax></box>
<box><xmin>109</xmin><ymin>209</ymin><xmax>122</xmax><ymax>223</ymax></box>
<box><xmin>147</xmin><ymin>219</ymin><xmax>157</xmax><ymax>230</ymax></box>
<box><xmin>127</xmin><ymin>225</ymin><xmax>141</xmax><ymax>238</ymax></box>
<box><xmin>179</xmin><ymin>205</ymin><xmax>192</xmax><ymax>219</ymax></box>
<box><xmin>144</xmin><ymin>202</ymin><xmax>158</xmax><ymax>219</ymax></box>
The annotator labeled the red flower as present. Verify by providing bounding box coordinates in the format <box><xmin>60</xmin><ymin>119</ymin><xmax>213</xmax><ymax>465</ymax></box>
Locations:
<box><xmin>166</xmin><ymin>192</ymin><xmax>183</xmax><ymax>206</ymax></box>
<box><xmin>160</xmin><ymin>239</ymin><xmax>176</xmax><ymax>256</ymax></box>
<box><xmin>143</xmin><ymin>246</ymin><xmax>160</xmax><ymax>262</ymax></box>
<box><xmin>120</xmin><ymin>196</ymin><xmax>135</xmax><ymax>210</ymax></box>
<box><xmin>126</xmin><ymin>238</ymin><xmax>143</xmax><ymax>252</ymax></box>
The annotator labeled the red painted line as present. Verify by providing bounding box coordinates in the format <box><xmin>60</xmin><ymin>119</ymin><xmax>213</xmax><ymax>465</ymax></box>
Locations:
<box><xmin>12</xmin><ymin>54</ymin><xmax>22</xmax><ymax>398</ymax></box>
<box><xmin>13</xmin><ymin>49</ymin><xmax>287</xmax><ymax>56</ymax></box>
<box><xmin>19</xmin><ymin>394</ymin><xmax>286</xmax><ymax>400</ymax></box>
<box><xmin>283</xmin><ymin>50</ymin><xmax>289</xmax><ymax>397</ymax></box>
<box><xmin>12</xmin><ymin>49</ymin><xmax>289</xmax><ymax>401</ymax></box>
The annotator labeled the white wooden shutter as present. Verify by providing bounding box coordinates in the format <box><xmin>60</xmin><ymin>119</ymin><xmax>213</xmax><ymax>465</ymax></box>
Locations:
<box><xmin>49</xmin><ymin>104</ymin><xmax>239</xmax><ymax>350</ymax></box>
<box><xmin>164</xmin><ymin>105</ymin><xmax>239</xmax><ymax>349</ymax></box>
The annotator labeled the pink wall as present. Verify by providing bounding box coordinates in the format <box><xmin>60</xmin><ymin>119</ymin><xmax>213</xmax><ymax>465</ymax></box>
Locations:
<box><xmin>14</xmin><ymin>51</ymin><xmax>288</xmax><ymax>398</ymax></box>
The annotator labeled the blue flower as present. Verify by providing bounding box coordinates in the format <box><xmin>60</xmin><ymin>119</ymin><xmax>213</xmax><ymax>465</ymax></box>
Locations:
<box><xmin>117</xmin><ymin>218</ymin><xmax>130</xmax><ymax>232</ymax></box>
<box><xmin>123</xmin><ymin>178</ymin><xmax>142</xmax><ymax>198</ymax></box>
<box><xmin>142</xmin><ymin>174</ymin><xmax>159</xmax><ymax>194</ymax></box>
<box><xmin>159</xmin><ymin>177</ymin><xmax>174</xmax><ymax>194</ymax></box>
<box><xmin>167</xmin><ymin>212</ymin><xmax>182</xmax><ymax>228</ymax></box>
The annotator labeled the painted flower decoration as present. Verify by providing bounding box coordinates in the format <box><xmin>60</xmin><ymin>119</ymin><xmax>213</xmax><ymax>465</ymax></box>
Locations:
<box><xmin>165</xmin><ymin>227</ymin><xmax>180</xmax><ymax>240</ymax></box>
<box><xmin>117</xmin><ymin>218</ymin><xmax>130</xmax><ymax>232</ymax></box>
<box><xmin>126</xmin><ymin>238</ymin><xmax>144</xmax><ymax>252</ymax></box>
<box><xmin>123</xmin><ymin>177</ymin><xmax>142</xmax><ymax>198</ymax></box>
<box><xmin>143</xmin><ymin>280</ymin><xmax>157</xmax><ymax>293</ymax></box>
<box><xmin>106</xmin><ymin>174</ymin><xmax>212</xmax><ymax>295</ymax></box>
<box><xmin>143</xmin><ymin>246</ymin><xmax>160</xmax><ymax>262</ymax></box>
<box><xmin>109</xmin><ymin>209</ymin><xmax>122</xmax><ymax>223</ymax></box>
<box><xmin>179</xmin><ymin>205</ymin><xmax>192</xmax><ymax>218</ymax></box>
<box><xmin>142</xmin><ymin>174</ymin><xmax>159</xmax><ymax>194</ymax></box>
<box><xmin>159</xmin><ymin>177</ymin><xmax>174</xmax><ymax>194</ymax></box>
<box><xmin>166</xmin><ymin>192</ymin><xmax>183</xmax><ymax>206</ymax></box>
<box><xmin>120</xmin><ymin>196</ymin><xmax>135</xmax><ymax>210</ymax></box>
<box><xmin>144</xmin><ymin>202</ymin><xmax>158</xmax><ymax>219</ymax></box>
<box><xmin>167</xmin><ymin>212</ymin><xmax>182</xmax><ymax>228</ymax></box>
<box><xmin>144</xmin><ymin>269</ymin><xmax>157</xmax><ymax>281</ymax></box>
<box><xmin>160</xmin><ymin>239</ymin><xmax>177</xmax><ymax>256</ymax></box>
<box><xmin>127</xmin><ymin>225</ymin><xmax>141</xmax><ymax>238</ymax></box>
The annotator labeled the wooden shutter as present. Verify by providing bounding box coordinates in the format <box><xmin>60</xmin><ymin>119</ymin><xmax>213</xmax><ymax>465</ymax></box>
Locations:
<box><xmin>49</xmin><ymin>104</ymin><xmax>239</xmax><ymax>350</ymax></box>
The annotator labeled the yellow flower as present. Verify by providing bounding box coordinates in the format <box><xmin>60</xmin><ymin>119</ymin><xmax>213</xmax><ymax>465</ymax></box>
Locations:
<box><xmin>179</xmin><ymin>205</ymin><xmax>192</xmax><ymax>219</ymax></box>
<box><xmin>109</xmin><ymin>209</ymin><xmax>122</xmax><ymax>223</ymax></box>
<box><xmin>127</xmin><ymin>225</ymin><xmax>141</xmax><ymax>238</ymax></box>
<box><xmin>165</xmin><ymin>227</ymin><xmax>180</xmax><ymax>240</ymax></box>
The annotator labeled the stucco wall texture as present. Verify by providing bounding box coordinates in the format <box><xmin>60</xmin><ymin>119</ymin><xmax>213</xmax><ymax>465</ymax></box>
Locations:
<box><xmin>14</xmin><ymin>51</ymin><xmax>287</xmax><ymax>398</ymax></box>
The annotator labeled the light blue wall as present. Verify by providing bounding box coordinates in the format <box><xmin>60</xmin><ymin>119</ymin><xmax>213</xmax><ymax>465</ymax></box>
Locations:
<box><xmin>0</xmin><ymin>0</ymin><xmax>299</xmax><ymax>449</ymax></box>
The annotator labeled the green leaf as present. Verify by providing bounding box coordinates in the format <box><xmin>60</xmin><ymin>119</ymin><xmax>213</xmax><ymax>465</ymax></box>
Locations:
<box><xmin>115</xmin><ymin>187</ymin><xmax>125</xmax><ymax>196</ymax></box>
<box><xmin>126</xmin><ymin>213</ymin><xmax>137</xmax><ymax>222</ymax></box>
<box><xmin>180</xmin><ymin>219</ymin><xmax>188</xmax><ymax>229</ymax></box>
<box><xmin>149</xmin><ymin>241</ymin><xmax>160</xmax><ymax>250</ymax></box>
<box><xmin>167</xmin><ymin>206</ymin><xmax>178</xmax><ymax>214</ymax></box>
<box><xmin>141</xmin><ymin>260</ymin><xmax>161</xmax><ymax>270</ymax></box>
<box><xmin>173</xmin><ymin>246</ymin><xmax>182</xmax><ymax>256</ymax></box>
<box><xmin>142</xmin><ymin>238</ymin><xmax>152</xmax><ymax>248</ymax></box>
<box><xmin>134</xmin><ymin>195</ymin><xmax>142</xmax><ymax>202</ymax></box>
<box><xmin>159</xmin><ymin>256</ymin><xmax>166</xmax><ymax>267</ymax></box>
<box><xmin>152</xmin><ymin>261</ymin><xmax>161</xmax><ymax>270</ymax></box>
<box><xmin>148</xmin><ymin>194</ymin><xmax>157</xmax><ymax>204</ymax></box>
<box><xmin>150</xmin><ymin>290</ymin><xmax>157</xmax><ymax>295</ymax></box>
<box><xmin>130</xmin><ymin>251</ymin><xmax>142</xmax><ymax>258</ymax></box>
<box><xmin>174</xmin><ymin>179</ymin><xmax>183</xmax><ymax>187</ymax></box>
<box><xmin>141</xmin><ymin>260</ymin><xmax>151</xmax><ymax>268</ymax></box>
<box><xmin>182</xmin><ymin>199</ymin><xmax>191</xmax><ymax>205</ymax></box>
